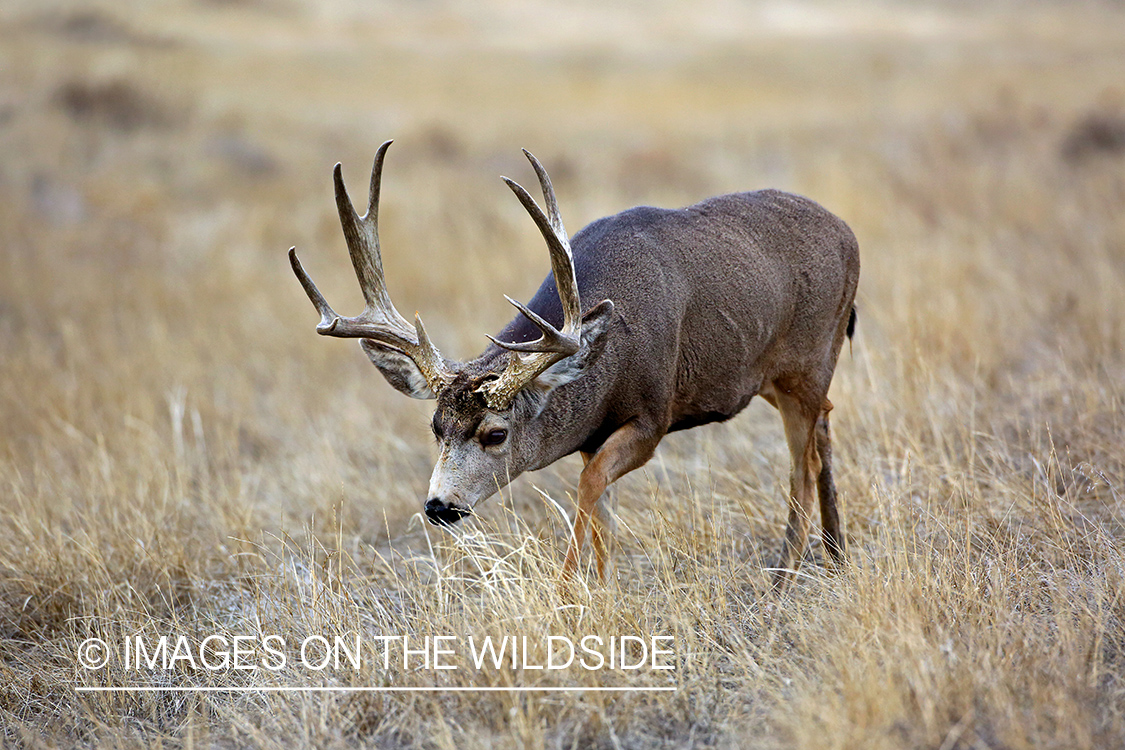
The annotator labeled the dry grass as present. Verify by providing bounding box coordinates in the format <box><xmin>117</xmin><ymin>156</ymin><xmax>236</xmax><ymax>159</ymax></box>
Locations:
<box><xmin>2</xmin><ymin>0</ymin><xmax>1125</xmax><ymax>747</ymax></box>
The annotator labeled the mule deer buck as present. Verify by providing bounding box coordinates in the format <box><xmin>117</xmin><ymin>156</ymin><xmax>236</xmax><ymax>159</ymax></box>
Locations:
<box><xmin>289</xmin><ymin>141</ymin><xmax>859</xmax><ymax>586</ymax></box>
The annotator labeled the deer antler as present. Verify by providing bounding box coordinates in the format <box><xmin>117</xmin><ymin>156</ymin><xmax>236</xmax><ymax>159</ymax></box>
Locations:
<box><xmin>479</xmin><ymin>150</ymin><xmax>584</xmax><ymax>410</ymax></box>
<box><xmin>289</xmin><ymin>140</ymin><xmax>454</xmax><ymax>394</ymax></box>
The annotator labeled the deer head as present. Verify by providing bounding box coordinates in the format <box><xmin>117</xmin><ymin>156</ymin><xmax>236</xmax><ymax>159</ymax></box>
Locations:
<box><xmin>289</xmin><ymin>141</ymin><xmax>614</xmax><ymax>526</ymax></box>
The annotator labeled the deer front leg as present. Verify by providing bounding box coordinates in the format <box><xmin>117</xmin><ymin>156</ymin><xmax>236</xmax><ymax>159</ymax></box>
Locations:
<box><xmin>562</xmin><ymin>421</ymin><xmax>659</xmax><ymax>580</ymax></box>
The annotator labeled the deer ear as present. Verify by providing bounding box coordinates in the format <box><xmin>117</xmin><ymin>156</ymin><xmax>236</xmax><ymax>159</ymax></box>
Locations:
<box><xmin>360</xmin><ymin>339</ymin><xmax>437</xmax><ymax>399</ymax></box>
<box><xmin>532</xmin><ymin>299</ymin><xmax>615</xmax><ymax>392</ymax></box>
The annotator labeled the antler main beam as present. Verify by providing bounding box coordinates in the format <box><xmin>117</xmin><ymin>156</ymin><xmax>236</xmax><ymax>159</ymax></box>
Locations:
<box><xmin>289</xmin><ymin>140</ymin><xmax>453</xmax><ymax>394</ymax></box>
<box><xmin>480</xmin><ymin>150</ymin><xmax>585</xmax><ymax>409</ymax></box>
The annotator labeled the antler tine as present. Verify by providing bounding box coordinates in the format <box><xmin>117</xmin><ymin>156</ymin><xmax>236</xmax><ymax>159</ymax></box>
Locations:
<box><xmin>289</xmin><ymin>247</ymin><xmax>339</xmax><ymax>332</ymax></box>
<box><xmin>290</xmin><ymin>144</ymin><xmax>454</xmax><ymax>394</ymax></box>
<box><xmin>485</xmin><ymin>296</ymin><xmax>579</xmax><ymax>355</ymax></box>
<box><xmin>480</xmin><ymin>153</ymin><xmax>586</xmax><ymax>410</ymax></box>
<box><xmin>367</xmin><ymin>139</ymin><xmax>390</xmax><ymax>222</ymax></box>
<box><xmin>522</xmin><ymin>148</ymin><xmax>566</xmax><ymax>239</ymax></box>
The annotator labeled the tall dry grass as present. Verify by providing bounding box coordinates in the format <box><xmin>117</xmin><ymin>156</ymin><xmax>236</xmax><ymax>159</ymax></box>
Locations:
<box><xmin>2</xmin><ymin>0</ymin><xmax>1124</xmax><ymax>747</ymax></box>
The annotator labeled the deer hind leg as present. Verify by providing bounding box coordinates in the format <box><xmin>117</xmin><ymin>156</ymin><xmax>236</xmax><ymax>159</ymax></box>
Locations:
<box><xmin>562</xmin><ymin>422</ymin><xmax>658</xmax><ymax>580</ymax></box>
<box><xmin>815</xmin><ymin>403</ymin><xmax>846</xmax><ymax>567</ymax></box>
<box><xmin>772</xmin><ymin>388</ymin><xmax>822</xmax><ymax>589</ymax></box>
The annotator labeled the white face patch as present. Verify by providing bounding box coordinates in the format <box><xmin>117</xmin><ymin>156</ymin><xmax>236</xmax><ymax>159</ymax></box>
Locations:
<box><xmin>427</xmin><ymin>448</ymin><xmax>458</xmax><ymax>504</ymax></box>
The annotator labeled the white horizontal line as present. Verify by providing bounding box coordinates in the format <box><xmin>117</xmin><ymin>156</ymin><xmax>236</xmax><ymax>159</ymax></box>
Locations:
<box><xmin>75</xmin><ymin>685</ymin><xmax>677</xmax><ymax>693</ymax></box>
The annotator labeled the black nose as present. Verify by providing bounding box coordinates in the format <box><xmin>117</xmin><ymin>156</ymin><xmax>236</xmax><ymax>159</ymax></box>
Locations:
<box><xmin>424</xmin><ymin>498</ymin><xmax>471</xmax><ymax>527</ymax></box>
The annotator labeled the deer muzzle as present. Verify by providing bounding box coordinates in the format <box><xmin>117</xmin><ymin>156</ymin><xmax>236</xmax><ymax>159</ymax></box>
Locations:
<box><xmin>424</xmin><ymin>497</ymin><xmax>471</xmax><ymax>526</ymax></box>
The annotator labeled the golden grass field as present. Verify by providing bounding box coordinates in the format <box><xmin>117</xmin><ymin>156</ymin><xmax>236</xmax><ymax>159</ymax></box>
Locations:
<box><xmin>2</xmin><ymin>0</ymin><xmax>1125</xmax><ymax>747</ymax></box>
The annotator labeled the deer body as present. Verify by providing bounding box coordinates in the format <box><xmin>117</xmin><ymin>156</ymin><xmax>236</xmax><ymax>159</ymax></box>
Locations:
<box><xmin>502</xmin><ymin>191</ymin><xmax>857</xmax><ymax>445</ymax></box>
<box><xmin>290</xmin><ymin>142</ymin><xmax>859</xmax><ymax>586</ymax></box>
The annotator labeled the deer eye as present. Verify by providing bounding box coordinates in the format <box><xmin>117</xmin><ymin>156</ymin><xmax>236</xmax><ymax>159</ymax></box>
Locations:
<box><xmin>480</xmin><ymin>429</ymin><xmax>508</xmax><ymax>447</ymax></box>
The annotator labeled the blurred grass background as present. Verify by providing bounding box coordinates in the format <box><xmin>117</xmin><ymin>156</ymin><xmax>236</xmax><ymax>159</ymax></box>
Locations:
<box><xmin>1</xmin><ymin>0</ymin><xmax>1124</xmax><ymax>747</ymax></box>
